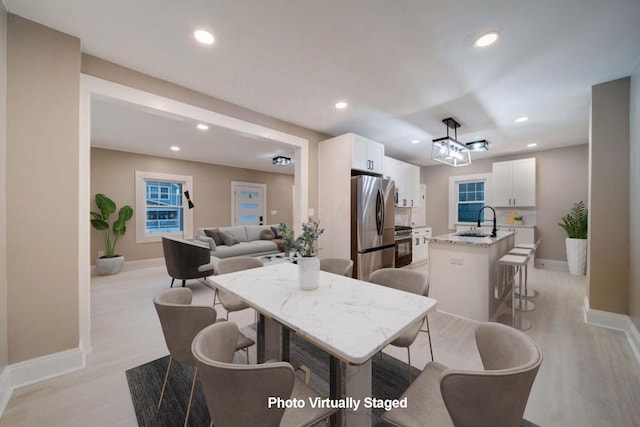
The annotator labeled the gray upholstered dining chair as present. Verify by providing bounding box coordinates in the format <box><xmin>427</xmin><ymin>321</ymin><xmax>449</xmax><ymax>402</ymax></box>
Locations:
<box><xmin>153</xmin><ymin>288</ymin><xmax>254</xmax><ymax>427</ymax></box>
<box><xmin>319</xmin><ymin>257</ymin><xmax>354</xmax><ymax>277</ymax></box>
<box><xmin>162</xmin><ymin>237</ymin><xmax>214</xmax><ymax>288</ymax></box>
<box><xmin>213</xmin><ymin>256</ymin><xmax>264</xmax><ymax>320</ymax></box>
<box><xmin>368</xmin><ymin>268</ymin><xmax>432</xmax><ymax>382</ymax></box>
<box><xmin>382</xmin><ymin>322</ymin><xmax>543</xmax><ymax>427</ymax></box>
<box><xmin>192</xmin><ymin>321</ymin><xmax>338</xmax><ymax>427</ymax></box>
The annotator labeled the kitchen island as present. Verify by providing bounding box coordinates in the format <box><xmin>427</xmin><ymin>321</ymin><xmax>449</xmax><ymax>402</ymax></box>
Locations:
<box><xmin>428</xmin><ymin>231</ymin><xmax>515</xmax><ymax>322</ymax></box>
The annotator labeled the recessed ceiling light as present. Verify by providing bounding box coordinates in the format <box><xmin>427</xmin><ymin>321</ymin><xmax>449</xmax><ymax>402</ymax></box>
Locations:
<box><xmin>170</xmin><ymin>146</ymin><xmax>180</xmax><ymax>151</ymax></box>
<box><xmin>197</xmin><ymin>123</ymin><xmax>209</xmax><ymax>130</ymax></box>
<box><xmin>474</xmin><ymin>31</ymin><xmax>499</xmax><ymax>47</ymax></box>
<box><xmin>194</xmin><ymin>29</ymin><xmax>215</xmax><ymax>45</ymax></box>
<box><xmin>527</xmin><ymin>143</ymin><xmax>537</xmax><ymax>148</ymax></box>
<box><xmin>411</xmin><ymin>139</ymin><xmax>420</xmax><ymax>144</ymax></box>
<box><xmin>335</xmin><ymin>101</ymin><xmax>348</xmax><ymax>110</ymax></box>
<box><xmin>515</xmin><ymin>116</ymin><xmax>529</xmax><ymax>123</ymax></box>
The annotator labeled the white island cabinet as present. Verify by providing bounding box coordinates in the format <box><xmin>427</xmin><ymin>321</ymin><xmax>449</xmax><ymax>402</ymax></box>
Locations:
<box><xmin>429</xmin><ymin>232</ymin><xmax>515</xmax><ymax>322</ymax></box>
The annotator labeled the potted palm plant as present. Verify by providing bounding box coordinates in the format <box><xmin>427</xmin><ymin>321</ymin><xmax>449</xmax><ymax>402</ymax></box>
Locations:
<box><xmin>91</xmin><ymin>194</ymin><xmax>134</xmax><ymax>275</ymax></box>
<box><xmin>558</xmin><ymin>201</ymin><xmax>588</xmax><ymax>275</ymax></box>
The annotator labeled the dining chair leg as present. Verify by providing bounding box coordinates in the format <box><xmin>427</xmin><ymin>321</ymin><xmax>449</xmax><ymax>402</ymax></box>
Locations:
<box><xmin>425</xmin><ymin>315</ymin><xmax>434</xmax><ymax>361</ymax></box>
<box><xmin>184</xmin><ymin>367</ymin><xmax>198</xmax><ymax>427</ymax></box>
<box><xmin>182</xmin><ymin>279</ymin><xmax>186</xmax><ymax>288</ymax></box>
<box><xmin>170</xmin><ymin>278</ymin><xmax>175</xmax><ymax>288</ymax></box>
<box><xmin>157</xmin><ymin>356</ymin><xmax>173</xmax><ymax>411</ymax></box>
<box><xmin>244</xmin><ymin>348</ymin><xmax>250</xmax><ymax>365</ymax></box>
<box><xmin>212</xmin><ymin>289</ymin><xmax>218</xmax><ymax>307</ymax></box>
<box><xmin>407</xmin><ymin>347</ymin><xmax>412</xmax><ymax>384</ymax></box>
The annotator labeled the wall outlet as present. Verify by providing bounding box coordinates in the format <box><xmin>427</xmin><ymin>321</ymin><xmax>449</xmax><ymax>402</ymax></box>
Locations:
<box><xmin>271</xmin><ymin>210</ymin><xmax>277</xmax><ymax>215</ymax></box>
<box><xmin>450</xmin><ymin>257</ymin><xmax>464</xmax><ymax>265</ymax></box>
<box><xmin>308</xmin><ymin>208</ymin><xmax>315</xmax><ymax>216</ymax></box>
<box><xmin>98</xmin><ymin>250</ymin><xmax>104</xmax><ymax>258</ymax></box>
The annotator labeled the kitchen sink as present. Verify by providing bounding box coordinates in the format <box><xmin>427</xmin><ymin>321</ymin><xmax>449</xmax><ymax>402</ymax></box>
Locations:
<box><xmin>456</xmin><ymin>230</ymin><xmax>490</xmax><ymax>238</ymax></box>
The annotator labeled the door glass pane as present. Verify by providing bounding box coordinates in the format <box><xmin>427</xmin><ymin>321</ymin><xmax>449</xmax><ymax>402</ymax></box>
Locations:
<box><xmin>240</xmin><ymin>215</ymin><xmax>259</xmax><ymax>222</ymax></box>
<box><xmin>240</xmin><ymin>203</ymin><xmax>259</xmax><ymax>209</ymax></box>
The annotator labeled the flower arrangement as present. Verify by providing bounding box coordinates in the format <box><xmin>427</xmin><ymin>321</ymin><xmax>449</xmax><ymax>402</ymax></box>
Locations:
<box><xmin>279</xmin><ymin>222</ymin><xmax>295</xmax><ymax>255</ymax></box>
<box><xmin>292</xmin><ymin>219</ymin><xmax>324</xmax><ymax>257</ymax></box>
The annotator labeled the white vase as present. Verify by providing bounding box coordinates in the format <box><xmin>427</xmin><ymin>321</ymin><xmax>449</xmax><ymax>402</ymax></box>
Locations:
<box><xmin>565</xmin><ymin>238</ymin><xmax>587</xmax><ymax>275</ymax></box>
<box><xmin>96</xmin><ymin>255</ymin><xmax>125</xmax><ymax>275</ymax></box>
<box><xmin>298</xmin><ymin>256</ymin><xmax>320</xmax><ymax>291</ymax></box>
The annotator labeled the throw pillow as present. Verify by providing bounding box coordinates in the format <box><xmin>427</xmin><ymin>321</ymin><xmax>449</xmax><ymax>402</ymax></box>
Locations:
<box><xmin>260</xmin><ymin>229</ymin><xmax>276</xmax><ymax>240</ymax></box>
<box><xmin>203</xmin><ymin>228</ymin><xmax>224</xmax><ymax>246</ymax></box>
<box><xmin>196</xmin><ymin>235</ymin><xmax>216</xmax><ymax>250</ymax></box>
<box><xmin>271</xmin><ymin>224</ymin><xmax>283</xmax><ymax>238</ymax></box>
<box><xmin>218</xmin><ymin>230</ymin><xmax>240</xmax><ymax>246</ymax></box>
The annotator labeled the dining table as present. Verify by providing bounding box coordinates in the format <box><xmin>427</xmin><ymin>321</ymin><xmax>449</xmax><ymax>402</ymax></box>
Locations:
<box><xmin>206</xmin><ymin>262</ymin><xmax>437</xmax><ymax>427</ymax></box>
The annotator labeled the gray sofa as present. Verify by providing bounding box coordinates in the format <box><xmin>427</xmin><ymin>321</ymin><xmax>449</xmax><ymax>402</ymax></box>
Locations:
<box><xmin>195</xmin><ymin>225</ymin><xmax>282</xmax><ymax>260</ymax></box>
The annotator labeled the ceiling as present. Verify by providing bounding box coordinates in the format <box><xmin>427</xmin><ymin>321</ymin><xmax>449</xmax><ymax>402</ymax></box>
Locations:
<box><xmin>6</xmin><ymin>0</ymin><xmax>640</xmax><ymax>168</ymax></box>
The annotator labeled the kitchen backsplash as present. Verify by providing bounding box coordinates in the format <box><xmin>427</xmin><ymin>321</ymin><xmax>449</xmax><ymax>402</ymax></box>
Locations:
<box><xmin>495</xmin><ymin>208</ymin><xmax>537</xmax><ymax>225</ymax></box>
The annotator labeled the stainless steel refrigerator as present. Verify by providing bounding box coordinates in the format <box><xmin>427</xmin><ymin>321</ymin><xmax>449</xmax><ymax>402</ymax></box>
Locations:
<box><xmin>351</xmin><ymin>175</ymin><xmax>395</xmax><ymax>281</ymax></box>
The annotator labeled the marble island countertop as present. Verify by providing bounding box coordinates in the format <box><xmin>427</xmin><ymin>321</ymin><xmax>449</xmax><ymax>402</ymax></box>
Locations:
<box><xmin>429</xmin><ymin>231</ymin><xmax>515</xmax><ymax>247</ymax></box>
<box><xmin>455</xmin><ymin>222</ymin><xmax>535</xmax><ymax>229</ymax></box>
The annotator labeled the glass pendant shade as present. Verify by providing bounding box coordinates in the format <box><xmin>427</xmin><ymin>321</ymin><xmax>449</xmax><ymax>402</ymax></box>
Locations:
<box><xmin>431</xmin><ymin>137</ymin><xmax>471</xmax><ymax>167</ymax></box>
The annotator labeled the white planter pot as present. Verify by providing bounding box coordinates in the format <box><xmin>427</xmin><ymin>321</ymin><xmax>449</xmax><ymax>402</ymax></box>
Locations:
<box><xmin>565</xmin><ymin>238</ymin><xmax>587</xmax><ymax>275</ymax></box>
<box><xmin>96</xmin><ymin>255</ymin><xmax>125</xmax><ymax>275</ymax></box>
<box><xmin>298</xmin><ymin>256</ymin><xmax>320</xmax><ymax>291</ymax></box>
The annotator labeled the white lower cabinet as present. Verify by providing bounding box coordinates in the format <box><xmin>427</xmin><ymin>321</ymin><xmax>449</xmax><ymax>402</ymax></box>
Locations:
<box><xmin>412</xmin><ymin>227</ymin><xmax>432</xmax><ymax>266</ymax></box>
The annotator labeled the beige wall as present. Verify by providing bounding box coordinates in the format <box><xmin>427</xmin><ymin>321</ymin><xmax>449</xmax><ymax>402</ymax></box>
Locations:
<box><xmin>0</xmin><ymin>5</ymin><xmax>7</xmax><ymax>373</ymax></box>
<box><xmin>6</xmin><ymin>15</ymin><xmax>80</xmax><ymax>362</ymax></box>
<box><xmin>421</xmin><ymin>144</ymin><xmax>589</xmax><ymax>262</ymax></box>
<box><xmin>81</xmin><ymin>54</ymin><xmax>329</xmax><ymax>220</ymax></box>
<box><xmin>629</xmin><ymin>67</ymin><xmax>639</xmax><ymax>328</ymax></box>
<box><xmin>588</xmin><ymin>78</ymin><xmax>630</xmax><ymax>315</ymax></box>
<box><xmin>91</xmin><ymin>148</ymin><xmax>295</xmax><ymax>261</ymax></box>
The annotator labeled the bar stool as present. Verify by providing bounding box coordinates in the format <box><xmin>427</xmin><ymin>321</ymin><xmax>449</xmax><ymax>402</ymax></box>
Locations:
<box><xmin>496</xmin><ymin>253</ymin><xmax>531</xmax><ymax>331</ymax></box>
<box><xmin>514</xmin><ymin>239</ymin><xmax>541</xmax><ymax>298</ymax></box>
<box><xmin>506</xmin><ymin>247</ymin><xmax>535</xmax><ymax>312</ymax></box>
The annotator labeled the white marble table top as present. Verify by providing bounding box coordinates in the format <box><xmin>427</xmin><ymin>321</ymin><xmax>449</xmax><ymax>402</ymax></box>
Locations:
<box><xmin>207</xmin><ymin>263</ymin><xmax>437</xmax><ymax>365</ymax></box>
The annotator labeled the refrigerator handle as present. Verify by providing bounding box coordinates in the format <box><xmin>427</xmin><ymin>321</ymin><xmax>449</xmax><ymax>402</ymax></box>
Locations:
<box><xmin>376</xmin><ymin>189</ymin><xmax>384</xmax><ymax>236</ymax></box>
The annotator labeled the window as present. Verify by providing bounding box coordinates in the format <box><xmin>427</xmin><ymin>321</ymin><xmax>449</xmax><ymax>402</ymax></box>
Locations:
<box><xmin>448</xmin><ymin>173</ymin><xmax>491</xmax><ymax>229</ymax></box>
<box><xmin>135</xmin><ymin>171</ymin><xmax>193</xmax><ymax>243</ymax></box>
<box><xmin>457</xmin><ymin>181</ymin><xmax>485</xmax><ymax>222</ymax></box>
<box><xmin>145</xmin><ymin>181</ymin><xmax>183</xmax><ymax>234</ymax></box>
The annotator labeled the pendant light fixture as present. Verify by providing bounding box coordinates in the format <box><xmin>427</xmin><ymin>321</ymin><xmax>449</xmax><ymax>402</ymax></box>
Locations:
<box><xmin>466</xmin><ymin>139</ymin><xmax>489</xmax><ymax>152</ymax></box>
<box><xmin>431</xmin><ymin>118</ymin><xmax>471</xmax><ymax>167</ymax></box>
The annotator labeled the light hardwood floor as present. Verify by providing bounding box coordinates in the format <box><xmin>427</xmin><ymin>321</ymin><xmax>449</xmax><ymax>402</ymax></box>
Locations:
<box><xmin>1</xmin><ymin>264</ymin><xmax>639</xmax><ymax>426</ymax></box>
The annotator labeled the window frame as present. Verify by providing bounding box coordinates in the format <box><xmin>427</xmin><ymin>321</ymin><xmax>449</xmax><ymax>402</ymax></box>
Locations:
<box><xmin>448</xmin><ymin>173</ymin><xmax>492</xmax><ymax>230</ymax></box>
<box><xmin>135</xmin><ymin>171</ymin><xmax>193</xmax><ymax>243</ymax></box>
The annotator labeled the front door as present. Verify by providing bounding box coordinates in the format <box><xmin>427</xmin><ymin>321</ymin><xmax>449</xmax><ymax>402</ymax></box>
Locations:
<box><xmin>232</xmin><ymin>182</ymin><xmax>266</xmax><ymax>226</ymax></box>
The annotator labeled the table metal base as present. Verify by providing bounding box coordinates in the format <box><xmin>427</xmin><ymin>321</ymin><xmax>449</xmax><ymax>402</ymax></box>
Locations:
<box><xmin>507</xmin><ymin>297</ymin><xmax>536</xmax><ymax>311</ymax></box>
<box><xmin>497</xmin><ymin>313</ymin><xmax>531</xmax><ymax>331</ymax></box>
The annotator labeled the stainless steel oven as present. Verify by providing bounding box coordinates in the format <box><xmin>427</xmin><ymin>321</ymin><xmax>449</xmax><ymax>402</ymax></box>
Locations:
<box><xmin>394</xmin><ymin>226</ymin><xmax>413</xmax><ymax>268</ymax></box>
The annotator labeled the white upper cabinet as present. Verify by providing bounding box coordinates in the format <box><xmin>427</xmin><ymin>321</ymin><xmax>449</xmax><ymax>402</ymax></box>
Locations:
<box><xmin>491</xmin><ymin>158</ymin><xmax>536</xmax><ymax>207</ymax></box>
<box><xmin>350</xmin><ymin>134</ymin><xmax>385</xmax><ymax>174</ymax></box>
<box><xmin>384</xmin><ymin>156</ymin><xmax>421</xmax><ymax>207</ymax></box>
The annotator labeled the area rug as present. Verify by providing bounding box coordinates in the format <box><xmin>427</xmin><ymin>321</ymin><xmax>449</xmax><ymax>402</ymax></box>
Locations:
<box><xmin>126</xmin><ymin>327</ymin><xmax>539</xmax><ymax>426</ymax></box>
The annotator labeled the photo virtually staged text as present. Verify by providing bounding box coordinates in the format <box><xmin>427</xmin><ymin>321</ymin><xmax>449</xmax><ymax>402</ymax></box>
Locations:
<box><xmin>267</xmin><ymin>396</ymin><xmax>408</xmax><ymax>411</ymax></box>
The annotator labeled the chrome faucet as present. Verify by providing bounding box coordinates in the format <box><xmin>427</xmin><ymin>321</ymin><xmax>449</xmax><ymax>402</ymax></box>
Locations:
<box><xmin>477</xmin><ymin>206</ymin><xmax>497</xmax><ymax>237</ymax></box>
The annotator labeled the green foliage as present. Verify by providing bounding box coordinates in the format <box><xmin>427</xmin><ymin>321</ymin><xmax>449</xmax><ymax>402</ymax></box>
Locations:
<box><xmin>90</xmin><ymin>194</ymin><xmax>134</xmax><ymax>257</ymax></box>
<box><xmin>292</xmin><ymin>219</ymin><xmax>324</xmax><ymax>257</ymax></box>
<box><xmin>558</xmin><ymin>201</ymin><xmax>588</xmax><ymax>239</ymax></box>
<box><xmin>279</xmin><ymin>222</ymin><xmax>295</xmax><ymax>252</ymax></box>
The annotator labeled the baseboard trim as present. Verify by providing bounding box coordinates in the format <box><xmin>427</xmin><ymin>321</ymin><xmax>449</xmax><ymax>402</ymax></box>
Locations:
<box><xmin>9</xmin><ymin>347</ymin><xmax>85</xmax><ymax>389</ymax></box>
<box><xmin>534</xmin><ymin>258</ymin><xmax>568</xmax><ymax>271</ymax></box>
<box><xmin>91</xmin><ymin>257</ymin><xmax>164</xmax><ymax>276</ymax></box>
<box><xmin>0</xmin><ymin>368</ymin><xmax>12</xmax><ymax>419</ymax></box>
<box><xmin>583</xmin><ymin>297</ymin><xmax>640</xmax><ymax>365</ymax></box>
